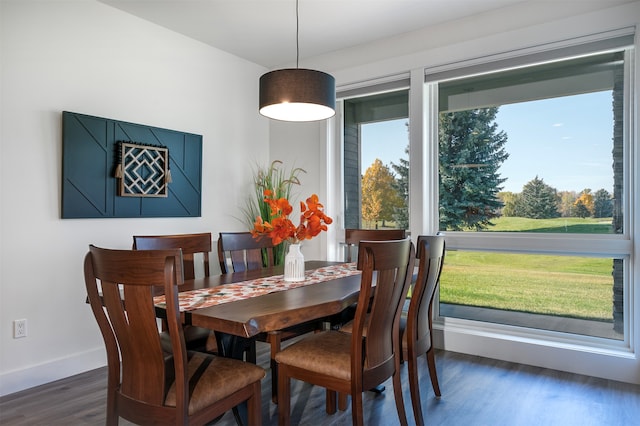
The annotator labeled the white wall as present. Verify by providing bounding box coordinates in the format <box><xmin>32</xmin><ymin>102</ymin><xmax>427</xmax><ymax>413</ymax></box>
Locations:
<box><xmin>271</xmin><ymin>1</ymin><xmax>640</xmax><ymax>384</ymax></box>
<box><xmin>2</xmin><ymin>0</ymin><xmax>639</xmax><ymax>397</ymax></box>
<box><xmin>269</xmin><ymin>120</ymin><xmax>331</xmax><ymax>261</ymax></box>
<box><xmin>0</xmin><ymin>0</ymin><xmax>269</xmax><ymax>396</ymax></box>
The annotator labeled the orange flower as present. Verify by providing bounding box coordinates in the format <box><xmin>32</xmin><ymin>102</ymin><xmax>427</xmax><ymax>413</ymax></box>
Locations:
<box><xmin>252</xmin><ymin>191</ymin><xmax>332</xmax><ymax>245</ymax></box>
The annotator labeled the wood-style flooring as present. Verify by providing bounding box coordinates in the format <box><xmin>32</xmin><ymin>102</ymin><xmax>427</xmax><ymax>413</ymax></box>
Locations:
<box><xmin>1</xmin><ymin>341</ymin><xmax>639</xmax><ymax>426</ymax></box>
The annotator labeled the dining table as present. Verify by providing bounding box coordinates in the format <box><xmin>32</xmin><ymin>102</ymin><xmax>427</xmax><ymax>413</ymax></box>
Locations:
<box><xmin>153</xmin><ymin>260</ymin><xmax>364</xmax><ymax>404</ymax></box>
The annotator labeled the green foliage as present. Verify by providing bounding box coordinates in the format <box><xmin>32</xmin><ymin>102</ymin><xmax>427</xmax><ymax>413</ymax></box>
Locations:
<box><xmin>593</xmin><ymin>188</ymin><xmax>614</xmax><ymax>218</ymax></box>
<box><xmin>390</xmin><ymin>144</ymin><xmax>409</xmax><ymax>229</ymax></box>
<box><xmin>439</xmin><ymin>108</ymin><xmax>509</xmax><ymax>231</ymax></box>
<box><xmin>558</xmin><ymin>190</ymin><xmax>577</xmax><ymax>217</ymax></box>
<box><xmin>497</xmin><ymin>191</ymin><xmax>520</xmax><ymax>217</ymax></box>
<box><xmin>574</xmin><ymin>199</ymin><xmax>591</xmax><ymax>218</ymax></box>
<box><xmin>241</xmin><ymin>160</ymin><xmax>305</xmax><ymax>264</ymax></box>
<box><xmin>518</xmin><ymin>176</ymin><xmax>560</xmax><ymax>219</ymax></box>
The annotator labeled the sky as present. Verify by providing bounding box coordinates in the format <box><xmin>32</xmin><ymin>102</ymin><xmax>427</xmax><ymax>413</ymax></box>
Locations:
<box><xmin>360</xmin><ymin>90</ymin><xmax>615</xmax><ymax>194</ymax></box>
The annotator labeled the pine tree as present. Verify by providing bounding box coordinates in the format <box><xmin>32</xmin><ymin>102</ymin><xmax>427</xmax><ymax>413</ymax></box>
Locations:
<box><xmin>519</xmin><ymin>176</ymin><xmax>560</xmax><ymax>219</ymax></box>
<box><xmin>390</xmin><ymin>145</ymin><xmax>409</xmax><ymax>229</ymax></box>
<box><xmin>593</xmin><ymin>188</ymin><xmax>613</xmax><ymax>218</ymax></box>
<box><xmin>439</xmin><ymin>108</ymin><xmax>509</xmax><ymax>231</ymax></box>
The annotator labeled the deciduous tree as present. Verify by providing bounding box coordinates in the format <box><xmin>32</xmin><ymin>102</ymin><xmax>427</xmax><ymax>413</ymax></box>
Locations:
<box><xmin>361</xmin><ymin>159</ymin><xmax>404</xmax><ymax>226</ymax></box>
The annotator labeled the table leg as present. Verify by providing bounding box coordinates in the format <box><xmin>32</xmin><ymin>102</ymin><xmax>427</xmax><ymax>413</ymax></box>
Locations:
<box><xmin>269</xmin><ymin>331</ymin><xmax>282</xmax><ymax>404</ymax></box>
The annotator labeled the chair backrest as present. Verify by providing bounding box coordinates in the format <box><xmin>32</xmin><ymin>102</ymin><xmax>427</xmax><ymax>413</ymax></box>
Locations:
<box><xmin>217</xmin><ymin>231</ymin><xmax>276</xmax><ymax>273</ymax></box>
<box><xmin>84</xmin><ymin>245</ymin><xmax>189</xmax><ymax>418</ymax></box>
<box><xmin>133</xmin><ymin>232</ymin><xmax>212</xmax><ymax>280</ymax></box>
<box><xmin>344</xmin><ymin>228</ymin><xmax>407</xmax><ymax>262</ymax></box>
<box><xmin>352</xmin><ymin>238</ymin><xmax>415</xmax><ymax>381</ymax></box>
<box><xmin>408</xmin><ymin>235</ymin><xmax>446</xmax><ymax>351</ymax></box>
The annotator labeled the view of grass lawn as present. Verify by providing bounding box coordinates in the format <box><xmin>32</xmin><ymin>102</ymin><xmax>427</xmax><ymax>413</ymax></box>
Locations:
<box><xmin>484</xmin><ymin>216</ymin><xmax>613</xmax><ymax>234</ymax></box>
<box><xmin>439</xmin><ymin>217</ymin><xmax>614</xmax><ymax>321</ymax></box>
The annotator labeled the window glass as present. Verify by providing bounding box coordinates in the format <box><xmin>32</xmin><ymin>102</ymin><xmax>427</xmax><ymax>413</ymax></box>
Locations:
<box><xmin>438</xmin><ymin>52</ymin><xmax>623</xmax><ymax>234</ymax></box>
<box><xmin>439</xmin><ymin>251</ymin><xmax>624</xmax><ymax>340</ymax></box>
<box><xmin>343</xmin><ymin>90</ymin><xmax>409</xmax><ymax>229</ymax></box>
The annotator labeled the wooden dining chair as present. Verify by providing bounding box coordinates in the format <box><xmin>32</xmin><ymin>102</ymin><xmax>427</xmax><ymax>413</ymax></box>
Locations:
<box><xmin>329</xmin><ymin>228</ymin><xmax>408</xmax><ymax>331</ymax></box>
<box><xmin>133</xmin><ymin>233</ymin><xmax>214</xmax><ymax>353</ymax></box>
<box><xmin>344</xmin><ymin>228</ymin><xmax>407</xmax><ymax>262</ymax></box>
<box><xmin>133</xmin><ymin>232</ymin><xmax>212</xmax><ymax>280</ymax></box>
<box><xmin>400</xmin><ymin>235</ymin><xmax>445</xmax><ymax>426</ymax></box>
<box><xmin>275</xmin><ymin>238</ymin><xmax>415</xmax><ymax>426</ymax></box>
<box><xmin>217</xmin><ymin>231</ymin><xmax>276</xmax><ymax>273</ymax></box>
<box><xmin>217</xmin><ymin>231</ymin><xmax>319</xmax><ymax>403</ymax></box>
<box><xmin>84</xmin><ymin>245</ymin><xmax>264</xmax><ymax>426</ymax></box>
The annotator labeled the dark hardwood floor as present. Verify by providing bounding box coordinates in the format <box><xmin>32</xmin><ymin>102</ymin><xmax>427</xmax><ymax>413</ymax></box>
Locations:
<box><xmin>1</xmin><ymin>340</ymin><xmax>638</xmax><ymax>425</ymax></box>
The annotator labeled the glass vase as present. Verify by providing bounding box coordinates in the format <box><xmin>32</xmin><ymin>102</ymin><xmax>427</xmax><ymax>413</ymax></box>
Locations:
<box><xmin>284</xmin><ymin>243</ymin><xmax>305</xmax><ymax>282</ymax></box>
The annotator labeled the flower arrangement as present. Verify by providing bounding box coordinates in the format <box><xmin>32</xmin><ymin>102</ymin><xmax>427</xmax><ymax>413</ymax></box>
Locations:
<box><xmin>241</xmin><ymin>160</ymin><xmax>306</xmax><ymax>264</ymax></box>
<box><xmin>252</xmin><ymin>190</ymin><xmax>333</xmax><ymax>245</ymax></box>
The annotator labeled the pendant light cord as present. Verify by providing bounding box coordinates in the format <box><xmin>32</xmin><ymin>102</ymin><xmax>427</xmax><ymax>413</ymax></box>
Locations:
<box><xmin>295</xmin><ymin>0</ymin><xmax>300</xmax><ymax>68</ymax></box>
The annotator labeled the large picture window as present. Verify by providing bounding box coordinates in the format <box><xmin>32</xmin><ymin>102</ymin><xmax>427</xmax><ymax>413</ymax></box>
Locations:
<box><xmin>435</xmin><ymin>49</ymin><xmax>630</xmax><ymax>341</ymax></box>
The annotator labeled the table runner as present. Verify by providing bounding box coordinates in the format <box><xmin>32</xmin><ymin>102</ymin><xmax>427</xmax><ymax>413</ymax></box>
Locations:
<box><xmin>154</xmin><ymin>262</ymin><xmax>360</xmax><ymax>312</ymax></box>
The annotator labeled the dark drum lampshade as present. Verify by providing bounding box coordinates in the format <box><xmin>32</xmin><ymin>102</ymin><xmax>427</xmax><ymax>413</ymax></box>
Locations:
<box><xmin>259</xmin><ymin>68</ymin><xmax>336</xmax><ymax>122</ymax></box>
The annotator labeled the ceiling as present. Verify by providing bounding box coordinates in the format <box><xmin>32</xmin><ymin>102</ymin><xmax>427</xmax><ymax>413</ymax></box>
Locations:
<box><xmin>99</xmin><ymin>0</ymin><xmax>535</xmax><ymax>68</ymax></box>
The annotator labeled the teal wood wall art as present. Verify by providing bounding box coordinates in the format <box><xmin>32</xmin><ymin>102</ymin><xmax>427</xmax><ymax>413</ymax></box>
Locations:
<box><xmin>61</xmin><ymin>111</ymin><xmax>202</xmax><ymax>218</ymax></box>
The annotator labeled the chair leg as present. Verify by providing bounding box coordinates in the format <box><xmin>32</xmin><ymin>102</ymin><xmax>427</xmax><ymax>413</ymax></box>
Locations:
<box><xmin>408</xmin><ymin>351</ymin><xmax>424</xmax><ymax>426</ymax></box>
<box><xmin>351</xmin><ymin>392</ymin><xmax>365</xmax><ymax>426</ymax></box>
<box><xmin>269</xmin><ymin>331</ymin><xmax>282</xmax><ymax>403</ymax></box>
<box><xmin>326</xmin><ymin>389</ymin><xmax>337</xmax><ymax>414</ymax></box>
<box><xmin>426</xmin><ymin>347</ymin><xmax>441</xmax><ymax>397</ymax></box>
<box><xmin>338</xmin><ymin>392</ymin><xmax>348</xmax><ymax>411</ymax></box>
<box><xmin>392</xmin><ymin>369</ymin><xmax>408</xmax><ymax>426</ymax></box>
<box><xmin>247</xmin><ymin>381</ymin><xmax>262</xmax><ymax>426</ymax></box>
<box><xmin>106</xmin><ymin>368</ymin><xmax>118</xmax><ymax>426</ymax></box>
<box><xmin>278</xmin><ymin>367</ymin><xmax>291</xmax><ymax>426</ymax></box>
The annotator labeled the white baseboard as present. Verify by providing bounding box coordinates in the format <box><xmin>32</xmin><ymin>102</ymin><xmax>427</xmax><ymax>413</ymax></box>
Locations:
<box><xmin>0</xmin><ymin>348</ymin><xmax>106</xmax><ymax>397</ymax></box>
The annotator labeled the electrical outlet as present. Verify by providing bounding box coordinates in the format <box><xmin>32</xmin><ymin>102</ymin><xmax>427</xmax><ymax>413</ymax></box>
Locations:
<box><xmin>13</xmin><ymin>319</ymin><xmax>27</xmax><ymax>338</ymax></box>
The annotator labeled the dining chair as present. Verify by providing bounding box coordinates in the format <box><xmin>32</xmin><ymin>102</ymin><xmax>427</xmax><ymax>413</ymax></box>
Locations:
<box><xmin>275</xmin><ymin>238</ymin><xmax>415</xmax><ymax>426</ymax></box>
<box><xmin>84</xmin><ymin>245</ymin><xmax>265</xmax><ymax>426</ymax></box>
<box><xmin>217</xmin><ymin>231</ymin><xmax>319</xmax><ymax>403</ymax></box>
<box><xmin>133</xmin><ymin>233</ymin><xmax>214</xmax><ymax>353</ymax></box>
<box><xmin>400</xmin><ymin>235</ymin><xmax>445</xmax><ymax>426</ymax></box>
<box><xmin>343</xmin><ymin>228</ymin><xmax>407</xmax><ymax>262</ymax></box>
<box><xmin>329</xmin><ymin>228</ymin><xmax>408</xmax><ymax>331</ymax></box>
<box><xmin>217</xmin><ymin>231</ymin><xmax>276</xmax><ymax>273</ymax></box>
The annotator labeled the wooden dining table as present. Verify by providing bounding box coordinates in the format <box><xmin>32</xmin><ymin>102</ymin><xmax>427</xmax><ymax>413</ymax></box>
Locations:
<box><xmin>175</xmin><ymin>261</ymin><xmax>361</xmax><ymax>339</ymax></box>
<box><xmin>161</xmin><ymin>260</ymin><xmax>363</xmax><ymax>407</ymax></box>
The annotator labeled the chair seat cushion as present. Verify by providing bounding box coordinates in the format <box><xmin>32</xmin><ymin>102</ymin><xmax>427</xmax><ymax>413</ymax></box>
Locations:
<box><xmin>274</xmin><ymin>331</ymin><xmax>352</xmax><ymax>381</ymax></box>
<box><xmin>165</xmin><ymin>351</ymin><xmax>265</xmax><ymax>414</ymax></box>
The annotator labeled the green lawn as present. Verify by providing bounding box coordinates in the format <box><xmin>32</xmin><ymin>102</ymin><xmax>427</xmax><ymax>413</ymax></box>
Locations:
<box><xmin>486</xmin><ymin>216</ymin><xmax>613</xmax><ymax>234</ymax></box>
<box><xmin>440</xmin><ymin>217</ymin><xmax>615</xmax><ymax>321</ymax></box>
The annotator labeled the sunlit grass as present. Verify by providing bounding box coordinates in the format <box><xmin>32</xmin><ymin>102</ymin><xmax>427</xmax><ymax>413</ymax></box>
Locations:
<box><xmin>440</xmin><ymin>217</ymin><xmax>615</xmax><ymax>321</ymax></box>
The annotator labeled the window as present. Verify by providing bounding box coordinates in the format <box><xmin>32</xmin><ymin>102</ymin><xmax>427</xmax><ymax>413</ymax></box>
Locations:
<box><xmin>343</xmin><ymin>89</ymin><xmax>409</xmax><ymax>230</ymax></box>
<box><xmin>435</xmin><ymin>49</ymin><xmax>630</xmax><ymax>341</ymax></box>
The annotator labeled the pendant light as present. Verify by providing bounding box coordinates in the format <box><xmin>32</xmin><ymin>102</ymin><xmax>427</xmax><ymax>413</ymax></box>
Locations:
<box><xmin>259</xmin><ymin>0</ymin><xmax>336</xmax><ymax>122</ymax></box>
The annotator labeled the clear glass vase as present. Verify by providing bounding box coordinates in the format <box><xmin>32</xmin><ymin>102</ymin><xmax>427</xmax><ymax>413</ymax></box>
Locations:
<box><xmin>284</xmin><ymin>243</ymin><xmax>305</xmax><ymax>282</ymax></box>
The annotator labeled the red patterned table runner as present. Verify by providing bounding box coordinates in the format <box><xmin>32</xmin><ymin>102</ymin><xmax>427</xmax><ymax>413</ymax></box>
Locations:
<box><xmin>154</xmin><ymin>262</ymin><xmax>360</xmax><ymax>312</ymax></box>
